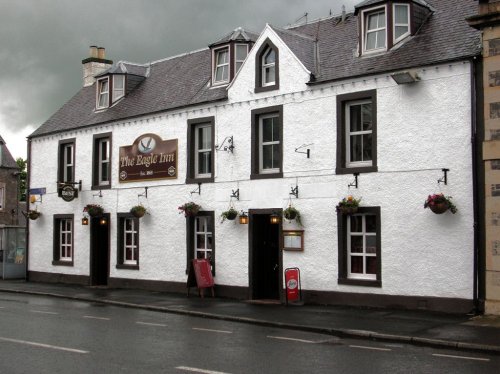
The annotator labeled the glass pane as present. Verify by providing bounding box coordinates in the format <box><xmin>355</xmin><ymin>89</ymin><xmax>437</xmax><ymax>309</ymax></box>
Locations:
<box><xmin>196</xmin><ymin>251</ymin><xmax>205</xmax><ymax>259</ymax></box>
<box><xmin>101</xmin><ymin>140</ymin><xmax>108</xmax><ymax>161</ymax></box>
<box><xmin>222</xmin><ymin>65</ymin><xmax>228</xmax><ymax>81</ymax></box>
<box><xmin>265</xmin><ymin>66</ymin><xmax>275</xmax><ymax>83</ymax></box>
<box><xmin>196</xmin><ymin>234</ymin><xmax>205</xmax><ymax>250</ymax></box>
<box><xmin>368</xmin><ymin>13</ymin><xmax>378</xmax><ymax>30</ymax></box>
<box><xmin>395</xmin><ymin>26</ymin><xmax>408</xmax><ymax>40</ymax></box>
<box><xmin>395</xmin><ymin>5</ymin><xmax>408</xmax><ymax>23</ymax></box>
<box><xmin>262</xmin><ymin>118</ymin><xmax>274</xmax><ymax>142</ymax></box>
<box><xmin>217</xmin><ymin>50</ymin><xmax>228</xmax><ymax>64</ymax></box>
<box><xmin>65</xmin><ymin>146</ymin><xmax>72</xmax><ymax>164</ymax></box>
<box><xmin>236</xmin><ymin>45</ymin><xmax>247</xmax><ymax>60</ymax></box>
<box><xmin>350</xmin><ymin>135</ymin><xmax>362</xmax><ymax>162</ymax></box>
<box><xmin>378</xmin><ymin>12</ymin><xmax>386</xmax><ymax>27</ymax></box>
<box><xmin>101</xmin><ymin>163</ymin><xmax>109</xmax><ymax>182</ymax></box>
<box><xmin>207</xmin><ymin>234</ymin><xmax>213</xmax><ymax>249</ymax></box>
<box><xmin>198</xmin><ymin>152</ymin><xmax>211</xmax><ymax>174</ymax></box>
<box><xmin>366</xmin><ymin>257</ymin><xmax>377</xmax><ymax>274</ymax></box>
<box><xmin>272</xmin><ymin>144</ymin><xmax>280</xmax><ymax>169</ymax></box>
<box><xmin>350</xmin><ymin>216</ymin><xmax>362</xmax><ymax>232</ymax></box>
<box><xmin>215</xmin><ymin>67</ymin><xmax>223</xmax><ymax>81</ymax></box>
<box><xmin>126</xmin><ymin>247</ymin><xmax>132</xmax><ymax>261</ymax></box>
<box><xmin>362</xmin><ymin>103</ymin><xmax>372</xmax><ymax>130</ymax></box>
<box><xmin>272</xmin><ymin>117</ymin><xmax>279</xmax><ymax>141</ymax></box>
<box><xmin>366</xmin><ymin>32</ymin><xmax>376</xmax><ymax>50</ymax></box>
<box><xmin>125</xmin><ymin>233</ymin><xmax>133</xmax><ymax>246</ymax></box>
<box><xmin>264</xmin><ymin>49</ymin><xmax>275</xmax><ymax>64</ymax></box>
<box><xmin>350</xmin><ymin>105</ymin><xmax>361</xmax><ymax>132</ymax></box>
<box><xmin>376</xmin><ymin>30</ymin><xmax>386</xmax><ymax>49</ymax></box>
<box><xmin>101</xmin><ymin>80</ymin><xmax>108</xmax><ymax>92</ymax></box>
<box><xmin>202</xmin><ymin>127</ymin><xmax>211</xmax><ymax>149</ymax></box>
<box><xmin>363</xmin><ymin>134</ymin><xmax>372</xmax><ymax>161</ymax></box>
<box><xmin>114</xmin><ymin>76</ymin><xmax>124</xmax><ymax>89</ymax></box>
<box><xmin>262</xmin><ymin>145</ymin><xmax>273</xmax><ymax>169</ymax></box>
<box><xmin>366</xmin><ymin>236</ymin><xmax>377</xmax><ymax>253</ymax></box>
<box><xmin>197</xmin><ymin>217</ymin><xmax>207</xmax><ymax>232</ymax></box>
<box><xmin>351</xmin><ymin>256</ymin><xmax>363</xmax><ymax>274</ymax></box>
<box><xmin>236</xmin><ymin>61</ymin><xmax>243</xmax><ymax>72</ymax></box>
<box><xmin>366</xmin><ymin>215</ymin><xmax>376</xmax><ymax>232</ymax></box>
<box><xmin>350</xmin><ymin>236</ymin><xmax>363</xmax><ymax>253</ymax></box>
<box><xmin>67</xmin><ymin>233</ymin><xmax>72</xmax><ymax>244</ymax></box>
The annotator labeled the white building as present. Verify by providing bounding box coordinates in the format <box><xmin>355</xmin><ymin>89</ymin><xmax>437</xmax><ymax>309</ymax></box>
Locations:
<box><xmin>27</xmin><ymin>0</ymin><xmax>484</xmax><ymax>313</ymax></box>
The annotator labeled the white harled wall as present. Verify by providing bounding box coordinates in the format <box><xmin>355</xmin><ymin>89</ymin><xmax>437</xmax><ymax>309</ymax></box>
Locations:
<box><xmin>28</xmin><ymin>29</ymin><xmax>475</xmax><ymax>301</ymax></box>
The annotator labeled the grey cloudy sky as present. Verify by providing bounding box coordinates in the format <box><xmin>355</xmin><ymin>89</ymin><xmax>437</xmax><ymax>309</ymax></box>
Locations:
<box><xmin>0</xmin><ymin>0</ymin><xmax>359</xmax><ymax>159</ymax></box>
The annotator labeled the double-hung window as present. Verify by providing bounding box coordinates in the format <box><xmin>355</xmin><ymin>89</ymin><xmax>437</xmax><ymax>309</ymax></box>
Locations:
<box><xmin>251</xmin><ymin>105</ymin><xmax>283</xmax><ymax>179</ymax></box>
<box><xmin>53</xmin><ymin>214</ymin><xmax>74</xmax><ymax>266</ymax></box>
<box><xmin>186</xmin><ymin>211</ymin><xmax>215</xmax><ymax>275</ymax></box>
<box><xmin>336</xmin><ymin>90</ymin><xmax>377</xmax><ymax>174</ymax></box>
<box><xmin>393</xmin><ymin>4</ymin><xmax>410</xmax><ymax>43</ymax></box>
<box><xmin>187</xmin><ymin>117</ymin><xmax>214</xmax><ymax>183</ymax></box>
<box><xmin>235</xmin><ymin>44</ymin><xmax>248</xmax><ymax>73</ymax></box>
<box><xmin>364</xmin><ymin>8</ymin><xmax>386</xmax><ymax>52</ymax></box>
<box><xmin>58</xmin><ymin>139</ymin><xmax>75</xmax><ymax>183</ymax></box>
<box><xmin>92</xmin><ymin>133</ymin><xmax>111</xmax><ymax>189</ymax></box>
<box><xmin>255</xmin><ymin>39</ymin><xmax>279</xmax><ymax>92</ymax></box>
<box><xmin>338</xmin><ymin>207</ymin><xmax>381</xmax><ymax>286</ymax></box>
<box><xmin>214</xmin><ymin>48</ymin><xmax>229</xmax><ymax>84</ymax></box>
<box><xmin>262</xmin><ymin>47</ymin><xmax>276</xmax><ymax>86</ymax></box>
<box><xmin>96</xmin><ymin>77</ymin><xmax>109</xmax><ymax>109</ymax></box>
<box><xmin>113</xmin><ymin>75</ymin><xmax>125</xmax><ymax>101</ymax></box>
<box><xmin>117</xmin><ymin>213</ymin><xmax>139</xmax><ymax>269</ymax></box>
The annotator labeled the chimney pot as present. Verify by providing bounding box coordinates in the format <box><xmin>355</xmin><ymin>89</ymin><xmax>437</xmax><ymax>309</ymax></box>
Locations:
<box><xmin>89</xmin><ymin>46</ymin><xmax>98</xmax><ymax>58</ymax></box>
<box><xmin>98</xmin><ymin>47</ymin><xmax>106</xmax><ymax>60</ymax></box>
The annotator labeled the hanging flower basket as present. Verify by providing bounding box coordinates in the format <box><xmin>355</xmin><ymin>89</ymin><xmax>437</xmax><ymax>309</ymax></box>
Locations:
<box><xmin>220</xmin><ymin>207</ymin><xmax>238</xmax><ymax>223</ymax></box>
<box><xmin>336</xmin><ymin>196</ymin><xmax>361</xmax><ymax>215</ymax></box>
<box><xmin>424</xmin><ymin>194</ymin><xmax>457</xmax><ymax>214</ymax></box>
<box><xmin>130</xmin><ymin>205</ymin><xmax>147</xmax><ymax>218</ymax></box>
<box><xmin>283</xmin><ymin>205</ymin><xmax>302</xmax><ymax>226</ymax></box>
<box><xmin>27</xmin><ymin>210</ymin><xmax>41</xmax><ymax>220</ymax></box>
<box><xmin>178</xmin><ymin>202</ymin><xmax>201</xmax><ymax>217</ymax></box>
<box><xmin>84</xmin><ymin>204</ymin><xmax>104</xmax><ymax>218</ymax></box>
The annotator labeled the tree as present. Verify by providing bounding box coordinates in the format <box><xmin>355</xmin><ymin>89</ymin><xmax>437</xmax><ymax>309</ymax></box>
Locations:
<box><xmin>16</xmin><ymin>158</ymin><xmax>27</xmax><ymax>202</ymax></box>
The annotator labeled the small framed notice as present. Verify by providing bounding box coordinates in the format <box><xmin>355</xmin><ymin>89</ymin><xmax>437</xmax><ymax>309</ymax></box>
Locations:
<box><xmin>283</xmin><ymin>230</ymin><xmax>304</xmax><ymax>251</ymax></box>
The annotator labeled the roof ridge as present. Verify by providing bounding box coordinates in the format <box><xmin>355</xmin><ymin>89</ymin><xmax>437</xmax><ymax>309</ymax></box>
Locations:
<box><xmin>286</xmin><ymin>12</ymin><xmax>350</xmax><ymax>30</ymax></box>
<box><xmin>150</xmin><ymin>47</ymin><xmax>208</xmax><ymax>66</ymax></box>
<box><xmin>270</xmin><ymin>24</ymin><xmax>317</xmax><ymax>41</ymax></box>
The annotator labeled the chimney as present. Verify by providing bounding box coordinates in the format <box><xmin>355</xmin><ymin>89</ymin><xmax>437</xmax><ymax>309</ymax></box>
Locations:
<box><xmin>82</xmin><ymin>45</ymin><xmax>113</xmax><ymax>87</ymax></box>
<box><xmin>342</xmin><ymin>5</ymin><xmax>346</xmax><ymax>22</ymax></box>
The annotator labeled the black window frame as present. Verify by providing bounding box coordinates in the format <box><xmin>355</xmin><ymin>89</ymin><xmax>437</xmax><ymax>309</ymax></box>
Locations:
<box><xmin>186</xmin><ymin>211</ymin><xmax>215</xmax><ymax>276</ymax></box>
<box><xmin>255</xmin><ymin>38</ymin><xmax>279</xmax><ymax>93</ymax></box>
<box><xmin>186</xmin><ymin>116</ymin><xmax>215</xmax><ymax>184</ymax></box>
<box><xmin>116</xmin><ymin>213</ymin><xmax>140</xmax><ymax>270</ymax></box>
<box><xmin>53</xmin><ymin>214</ymin><xmax>74</xmax><ymax>266</ymax></box>
<box><xmin>336</xmin><ymin>90</ymin><xmax>378</xmax><ymax>175</ymax></box>
<box><xmin>92</xmin><ymin>132</ymin><xmax>112</xmax><ymax>190</ymax></box>
<box><xmin>250</xmin><ymin>105</ymin><xmax>283</xmax><ymax>180</ymax></box>
<box><xmin>337</xmin><ymin>207</ymin><xmax>381</xmax><ymax>287</ymax></box>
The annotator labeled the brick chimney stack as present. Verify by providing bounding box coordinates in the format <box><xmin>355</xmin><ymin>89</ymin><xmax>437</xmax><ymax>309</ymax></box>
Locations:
<box><xmin>81</xmin><ymin>46</ymin><xmax>113</xmax><ymax>87</ymax></box>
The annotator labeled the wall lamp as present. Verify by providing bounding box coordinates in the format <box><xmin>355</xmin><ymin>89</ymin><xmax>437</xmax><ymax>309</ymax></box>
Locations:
<box><xmin>270</xmin><ymin>212</ymin><xmax>281</xmax><ymax>225</ymax></box>
<box><xmin>239</xmin><ymin>211</ymin><xmax>248</xmax><ymax>224</ymax></box>
<box><xmin>99</xmin><ymin>217</ymin><xmax>108</xmax><ymax>225</ymax></box>
<box><xmin>391</xmin><ymin>71</ymin><xmax>420</xmax><ymax>85</ymax></box>
<box><xmin>81</xmin><ymin>216</ymin><xmax>89</xmax><ymax>226</ymax></box>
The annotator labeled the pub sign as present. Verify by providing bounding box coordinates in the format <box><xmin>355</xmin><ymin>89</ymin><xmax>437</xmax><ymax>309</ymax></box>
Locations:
<box><xmin>119</xmin><ymin>133</ymin><xmax>178</xmax><ymax>182</ymax></box>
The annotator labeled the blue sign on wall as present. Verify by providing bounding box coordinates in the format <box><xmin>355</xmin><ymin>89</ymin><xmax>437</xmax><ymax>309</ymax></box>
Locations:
<box><xmin>29</xmin><ymin>188</ymin><xmax>46</xmax><ymax>195</ymax></box>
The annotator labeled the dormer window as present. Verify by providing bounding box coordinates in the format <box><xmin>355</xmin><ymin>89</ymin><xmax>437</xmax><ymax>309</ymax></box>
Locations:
<box><xmin>235</xmin><ymin>44</ymin><xmax>248</xmax><ymax>73</ymax></box>
<box><xmin>393</xmin><ymin>4</ymin><xmax>410</xmax><ymax>43</ymax></box>
<box><xmin>113</xmin><ymin>75</ymin><xmax>125</xmax><ymax>101</ymax></box>
<box><xmin>262</xmin><ymin>47</ymin><xmax>276</xmax><ymax>86</ymax></box>
<box><xmin>255</xmin><ymin>39</ymin><xmax>279</xmax><ymax>93</ymax></box>
<box><xmin>365</xmin><ymin>9</ymin><xmax>386</xmax><ymax>52</ymax></box>
<box><xmin>213</xmin><ymin>47</ymin><xmax>229</xmax><ymax>85</ymax></box>
<box><xmin>96</xmin><ymin>77</ymin><xmax>109</xmax><ymax>109</ymax></box>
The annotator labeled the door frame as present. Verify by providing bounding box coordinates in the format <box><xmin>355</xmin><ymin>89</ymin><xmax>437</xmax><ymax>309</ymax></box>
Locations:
<box><xmin>248</xmin><ymin>208</ymin><xmax>283</xmax><ymax>301</ymax></box>
<box><xmin>89</xmin><ymin>213</ymin><xmax>110</xmax><ymax>286</ymax></box>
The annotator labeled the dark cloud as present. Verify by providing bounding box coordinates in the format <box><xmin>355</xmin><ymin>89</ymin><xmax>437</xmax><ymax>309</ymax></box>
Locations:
<box><xmin>0</xmin><ymin>0</ymin><xmax>358</xmax><ymax>135</ymax></box>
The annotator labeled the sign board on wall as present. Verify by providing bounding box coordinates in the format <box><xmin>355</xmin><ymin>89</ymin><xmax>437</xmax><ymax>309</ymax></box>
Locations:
<box><xmin>119</xmin><ymin>133</ymin><xmax>178</xmax><ymax>183</ymax></box>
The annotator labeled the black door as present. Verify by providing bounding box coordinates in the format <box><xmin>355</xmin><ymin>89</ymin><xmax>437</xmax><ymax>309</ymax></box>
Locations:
<box><xmin>250</xmin><ymin>213</ymin><xmax>281</xmax><ymax>300</ymax></box>
<box><xmin>90</xmin><ymin>214</ymin><xmax>110</xmax><ymax>286</ymax></box>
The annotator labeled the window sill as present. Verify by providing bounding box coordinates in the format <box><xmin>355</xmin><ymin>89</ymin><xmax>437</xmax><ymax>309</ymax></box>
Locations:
<box><xmin>186</xmin><ymin>176</ymin><xmax>214</xmax><ymax>184</ymax></box>
<box><xmin>116</xmin><ymin>264</ymin><xmax>139</xmax><ymax>270</ymax></box>
<box><xmin>255</xmin><ymin>84</ymin><xmax>279</xmax><ymax>93</ymax></box>
<box><xmin>338</xmin><ymin>278</ymin><xmax>381</xmax><ymax>287</ymax></box>
<box><xmin>336</xmin><ymin>166</ymin><xmax>378</xmax><ymax>175</ymax></box>
<box><xmin>52</xmin><ymin>260</ymin><xmax>74</xmax><ymax>267</ymax></box>
<box><xmin>250</xmin><ymin>172</ymin><xmax>283</xmax><ymax>180</ymax></box>
<box><xmin>91</xmin><ymin>185</ymin><xmax>111</xmax><ymax>191</ymax></box>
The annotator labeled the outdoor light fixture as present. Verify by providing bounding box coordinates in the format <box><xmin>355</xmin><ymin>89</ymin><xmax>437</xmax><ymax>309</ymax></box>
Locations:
<box><xmin>99</xmin><ymin>217</ymin><xmax>107</xmax><ymax>225</ymax></box>
<box><xmin>270</xmin><ymin>212</ymin><xmax>281</xmax><ymax>225</ymax></box>
<box><xmin>390</xmin><ymin>71</ymin><xmax>420</xmax><ymax>85</ymax></box>
<box><xmin>239</xmin><ymin>212</ymin><xmax>248</xmax><ymax>224</ymax></box>
<box><xmin>81</xmin><ymin>217</ymin><xmax>89</xmax><ymax>226</ymax></box>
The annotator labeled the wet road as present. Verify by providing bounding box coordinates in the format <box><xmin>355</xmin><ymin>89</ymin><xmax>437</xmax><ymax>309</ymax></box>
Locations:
<box><xmin>0</xmin><ymin>293</ymin><xmax>498</xmax><ymax>373</ymax></box>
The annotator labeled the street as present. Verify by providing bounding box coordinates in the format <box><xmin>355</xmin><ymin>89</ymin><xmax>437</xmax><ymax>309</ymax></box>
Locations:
<box><xmin>0</xmin><ymin>293</ymin><xmax>498</xmax><ymax>373</ymax></box>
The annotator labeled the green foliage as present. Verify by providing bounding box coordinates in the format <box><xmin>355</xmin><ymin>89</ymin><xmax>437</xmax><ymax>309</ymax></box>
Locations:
<box><xmin>16</xmin><ymin>158</ymin><xmax>27</xmax><ymax>202</ymax></box>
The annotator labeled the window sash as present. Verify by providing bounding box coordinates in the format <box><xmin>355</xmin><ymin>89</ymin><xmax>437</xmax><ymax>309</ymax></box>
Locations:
<box><xmin>393</xmin><ymin>4</ymin><xmax>410</xmax><ymax>43</ymax></box>
<box><xmin>346</xmin><ymin>100</ymin><xmax>373</xmax><ymax>168</ymax></box>
<box><xmin>113</xmin><ymin>75</ymin><xmax>125</xmax><ymax>101</ymax></box>
<box><xmin>123</xmin><ymin>218</ymin><xmax>138</xmax><ymax>264</ymax></box>
<box><xmin>364</xmin><ymin>10</ymin><xmax>386</xmax><ymax>51</ymax></box>
<box><xmin>59</xmin><ymin>219</ymin><xmax>73</xmax><ymax>261</ymax></box>
<box><xmin>194</xmin><ymin>123</ymin><xmax>212</xmax><ymax>178</ymax></box>
<box><xmin>262</xmin><ymin>48</ymin><xmax>276</xmax><ymax>86</ymax></box>
<box><xmin>97</xmin><ymin>138</ymin><xmax>110</xmax><ymax>185</ymax></box>
<box><xmin>347</xmin><ymin>214</ymin><xmax>377</xmax><ymax>280</ymax></box>
<box><xmin>235</xmin><ymin>44</ymin><xmax>248</xmax><ymax>73</ymax></box>
<box><xmin>259</xmin><ymin>114</ymin><xmax>280</xmax><ymax>173</ymax></box>
<box><xmin>194</xmin><ymin>216</ymin><xmax>212</xmax><ymax>261</ymax></box>
<box><xmin>214</xmin><ymin>48</ymin><xmax>229</xmax><ymax>83</ymax></box>
<box><xmin>62</xmin><ymin>143</ymin><xmax>74</xmax><ymax>182</ymax></box>
<box><xmin>97</xmin><ymin>78</ymin><xmax>109</xmax><ymax>108</ymax></box>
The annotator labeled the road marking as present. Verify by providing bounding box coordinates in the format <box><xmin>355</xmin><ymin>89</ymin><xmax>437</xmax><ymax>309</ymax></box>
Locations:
<box><xmin>0</xmin><ymin>336</ymin><xmax>88</xmax><ymax>354</ymax></box>
<box><xmin>349</xmin><ymin>345</ymin><xmax>392</xmax><ymax>352</ymax></box>
<box><xmin>267</xmin><ymin>335</ymin><xmax>316</xmax><ymax>344</ymax></box>
<box><xmin>83</xmin><ymin>315</ymin><xmax>110</xmax><ymax>320</ymax></box>
<box><xmin>432</xmin><ymin>353</ymin><xmax>490</xmax><ymax>362</ymax></box>
<box><xmin>192</xmin><ymin>327</ymin><xmax>232</xmax><ymax>334</ymax></box>
<box><xmin>30</xmin><ymin>310</ymin><xmax>58</xmax><ymax>315</ymax></box>
<box><xmin>136</xmin><ymin>321</ymin><xmax>167</xmax><ymax>327</ymax></box>
<box><xmin>176</xmin><ymin>366</ymin><xmax>231</xmax><ymax>374</ymax></box>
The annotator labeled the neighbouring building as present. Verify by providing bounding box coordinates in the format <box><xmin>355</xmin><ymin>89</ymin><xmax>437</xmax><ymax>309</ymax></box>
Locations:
<box><xmin>0</xmin><ymin>135</ymin><xmax>20</xmax><ymax>225</ymax></box>
<box><xmin>27</xmin><ymin>0</ymin><xmax>485</xmax><ymax>313</ymax></box>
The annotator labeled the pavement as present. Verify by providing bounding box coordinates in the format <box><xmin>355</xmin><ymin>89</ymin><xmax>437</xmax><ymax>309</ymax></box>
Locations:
<box><xmin>1</xmin><ymin>279</ymin><xmax>500</xmax><ymax>354</ymax></box>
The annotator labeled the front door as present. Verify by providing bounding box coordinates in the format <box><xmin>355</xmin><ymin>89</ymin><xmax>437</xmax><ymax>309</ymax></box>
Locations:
<box><xmin>250</xmin><ymin>210</ymin><xmax>282</xmax><ymax>300</ymax></box>
<box><xmin>90</xmin><ymin>214</ymin><xmax>110</xmax><ymax>286</ymax></box>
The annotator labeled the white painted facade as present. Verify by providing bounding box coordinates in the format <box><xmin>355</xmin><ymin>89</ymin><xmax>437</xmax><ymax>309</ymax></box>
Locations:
<box><xmin>28</xmin><ymin>26</ymin><xmax>476</xmax><ymax>308</ymax></box>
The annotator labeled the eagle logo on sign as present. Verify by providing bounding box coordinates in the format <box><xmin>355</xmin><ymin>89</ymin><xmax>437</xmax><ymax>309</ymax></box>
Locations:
<box><xmin>138</xmin><ymin>136</ymin><xmax>156</xmax><ymax>154</ymax></box>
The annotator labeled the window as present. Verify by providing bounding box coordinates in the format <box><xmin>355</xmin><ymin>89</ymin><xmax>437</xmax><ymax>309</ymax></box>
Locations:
<box><xmin>53</xmin><ymin>214</ymin><xmax>74</xmax><ymax>266</ymax></box>
<box><xmin>117</xmin><ymin>213</ymin><xmax>139</xmax><ymax>269</ymax></box>
<box><xmin>0</xmin><ymin>183</ymin><xmax>5</xmax><ymax>211</ymax></box>
<box><xmin>255</xmin><ymin>39</ymin><xmax>279</xmax><ymax>92</ymax></box>
<box><xmin>186</xmin><ymin>211</ymin><xmax>215</xmax><ymax>275</ymax></box>
<box><xmin>58</xmin><ymin>139</ymin><xmax>75</xmax><ymax>183</ymax></box>
<box><xmin>96</xmin><ymin>77</ymin><xmax>109</xmax><ymax>109</ymax></box>
<box><xmin>338</xmin><ymin>207</ymin><xmax>381</xmax><ymax>286</ymax></box>
<box><xmin>92</xmin><ymin>133</ymin><xmax>111</xmax><ymax>189</ymax></box>
<box><xmin>336</xmin><ymin>90</ymin><xmax>377</xmax><ymax>174</ymax></box>
<box><xmin>213</xmin><ymin>47</ymin><xmax>229</xmax><ymax>84</ymax></box>
<box><xmin>393</xmin><ymin>4</ymin><xmax>410</xmax><ymax>43</ymax></box>
<box><xmin>364</xmin><ymin>9</ymin><xmax>386</xmax><ymax>52</ymax></box>
<box><xmin>251</xmin><ymin>105</ymin><xmax>283</xmax><ymax>179</ymax></box>
<box><xmin>113</xmin><ymin>75</ymin><xmax>125</xmax><ymax>101</ymax></box>
<box><xmin>235</xmin><ymin>44</ymin><xmax>248</xmax><ymax>73</ymax></box>
<box><xmin>187</xmin><ymin>117</ymin><xmax>214</xmax><ymax>183</ymax></box>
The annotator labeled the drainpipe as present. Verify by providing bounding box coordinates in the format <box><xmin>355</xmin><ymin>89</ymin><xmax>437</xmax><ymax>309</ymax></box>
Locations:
<box><xmin>25</xmin><ymin>138</ymin><xmax>31</xmax><ymax>281</ymax></box>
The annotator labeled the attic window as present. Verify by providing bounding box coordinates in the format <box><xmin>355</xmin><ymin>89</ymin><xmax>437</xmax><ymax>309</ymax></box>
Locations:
<box><xmin>113</xmin><ymin>75</ymin><xmax>125</xmax><ymax>102</ymax></box>
<box><xmin>393</xmin><ymin>4</ymin><xmax>410</xmax><ymax>43</ymax></box>
<box><xmin>213</xmin><ymin>47</ymin><xmax>229</xmax><ymax>84</ymax></box>
<box><xmin>254</xmin><ymin>39</ymin><xmax>279</xmax><ymax>93</ymax></box>
<box><xmin>235</xmin><ymin>44</ymin><xmax>248</xmax><ymax>73</ymax></box>
<box><xmin>262</xmin><ymin>47</ymin><xmax>276</xmax><ymax>86</ymax></box>
<box><xmin>364</xmin><ymin>8</ymin><xmax>386</xmax><ymax>52</ymax></box>
<box><xmin>96</xmin><ymin>77</ymin><xmax>109</xmax><ymax>109</ymax></box>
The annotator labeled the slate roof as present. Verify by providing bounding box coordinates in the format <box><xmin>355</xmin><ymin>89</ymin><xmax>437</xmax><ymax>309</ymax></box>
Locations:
<box><xmin>30</xmin><ymin>0</ymin><xmax>481</xmax><ymax>138</ymax></box>
<box><xmin>0</xmin><ymin>135</ymin><xmax>19</xmax><ymax>169</ymax></box>
<box><xmin>209</xmin><ymin>27</ymin><xmax>259</xmax><ymax>47</ymax></box>
<box><xmin>96</xmin><ymin>61</ymin><xmax>149</xmax><ymax>77</ymax></box>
